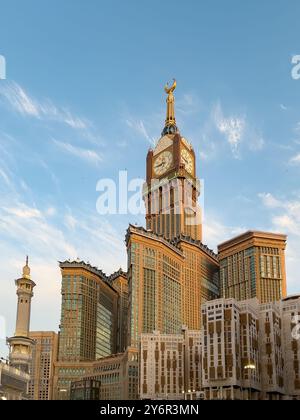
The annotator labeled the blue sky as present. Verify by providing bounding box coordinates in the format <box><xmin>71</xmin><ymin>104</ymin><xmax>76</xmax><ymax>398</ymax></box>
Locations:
<box><xmin>0</xmin><ymin>0</ymin><xmax>300</xmax><ymax>357</ymax></box>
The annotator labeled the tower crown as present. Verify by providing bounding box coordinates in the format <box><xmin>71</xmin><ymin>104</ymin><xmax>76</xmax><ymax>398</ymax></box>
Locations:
<box><xmin>162</xmin><ymin>79</ymin><xmax>179</xmax><ymax>136</ymax></box>
<box><xmin>22</xmin><ymin>256</ymin><xmax>31</xmax><ymax>279</ymax></box>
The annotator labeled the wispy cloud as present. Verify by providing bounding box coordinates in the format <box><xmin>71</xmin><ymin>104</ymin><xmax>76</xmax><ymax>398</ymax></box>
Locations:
<box><xmin>280</xmin><ymin>104</ymin><xmax>288</xmax><ymax>111</ymax></box>
<box><xmin>203</xmin><ymin>213</ymin><xmax>245</xmax><ymax>250</ymax></box>
<box><xmin>259</xmin><ymin>192</ymin><xmax>300</xmax><ymax>235</ymax></box>
<box><xmin>0</xmin><ymin>167</ymin><xmax>12</xmax><ymax>187</ymax></box>
<box><xmin>213</xmin><ymin>102</ymin><xmax>246</xmax><ymax>157</ymax></box>
<box><xmin>177</xmin><ymin>93</ymin><xmax>201</xmax><ymax>116</ymax></box>
<box><xmin>125</xmin><ymin>118</ymin><xmax>156</xmax><ymax>146</ymax></box>
<box><xmin>52</xmin><ymin>139</ymin><xmax>103</xmax><ymax>165</ymax></box>
<box><xmin>290</xmin><ymin>153</ymin><xmax>300</xmax><ymax>165</ymax></box>
<box><xmin>259</xmin><ymin>192</ymin><xmax>300</xmax><ymax>292</ymax></box>
<box><xmin>194</xmin><ymin>100</ymin><xmax>265</xmax><ymax>161</ymax></box>
<box><xmin>0</xmin><ymin>81</ymin><xmax>89</xmax><ymax>129</ymax></box>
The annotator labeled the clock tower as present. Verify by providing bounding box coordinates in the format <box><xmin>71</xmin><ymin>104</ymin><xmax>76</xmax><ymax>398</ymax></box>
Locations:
<box><xmin>143</xmin><ymin>80</ymin><xmax>202</xmax><ymax>241</ymax></box>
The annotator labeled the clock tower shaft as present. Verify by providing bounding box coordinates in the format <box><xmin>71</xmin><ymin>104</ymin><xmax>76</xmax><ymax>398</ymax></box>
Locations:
<box><xmin>143</xmin><ymin>81</ymin><xmax>202</xmax><ymax>242</ymax></box>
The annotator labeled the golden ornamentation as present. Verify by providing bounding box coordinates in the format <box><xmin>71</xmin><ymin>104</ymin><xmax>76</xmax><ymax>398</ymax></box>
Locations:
<box><xmin>164</xmin><ymin>79</ymin><xmax>177</xmax><ymax>127</ymax></box>
<box><xmin>164</xmin><ymin>79</ymin><xmax>177</xmax><ymax>95</ymax></box>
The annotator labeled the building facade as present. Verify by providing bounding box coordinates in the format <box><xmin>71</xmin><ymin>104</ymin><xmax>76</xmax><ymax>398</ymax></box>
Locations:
<box><xmin>28</xmin><ymin>331</ymin><xmax>58</xmax><ymax>400</ymax></box>
<box><xmin>83</xmin><ymin>348</ymin><xmax>139</xmax><ymax>400</ymax></box>
<box><xmin>53</xmin><ymin>348</ymin><xmax>139</xmax><ymax>400</ymax></box>
<box><xmin>70</xmin><ymin>379</ymin><xmax>101</xmax><ymax>400</ymax></box>
<box><xmin>281</xmin><ymin>295</ymin><xmax>300</xmax><ymax>398</ymax></box>
<box><xmin>201</xmin><ymin>298</ymin><xmax>262</xmax><ymax>400</ymax></box>
<box><xmin>140</xmin><ymin>296</ymin><xmax>300</xmax><ymax>400</ymax></box>
<box><xmin>140</xmin><ymin>328</ymin><xmax>201</xmax><ymax>400</ymax></box>
<box><xmin>126</xmin><ymin>225</ymin><xmax>219</xmax><ymax>348</ymax></box>
<box><xmin>109</xmin><ymin>269</ymin><xmax>129</xmax><ymax>353</ymax></box>
<box><xmin>218</xmin><ymin>231</ymin><xmax>287</xmax><ymax>304</ymax></box>
<box><xmin>0</xmin><ymin>360</ymin><xmax>30</xmax><ymax>400</ymax></box>
<box><xmin>58</xmin><ymin>261</ymin><xmax>119</xmax><ymax>362</ymax></box>
<box><xmin>201</xmin><ymin>296</ymin><xmax>300</xmax><ymax>400</ymax></box>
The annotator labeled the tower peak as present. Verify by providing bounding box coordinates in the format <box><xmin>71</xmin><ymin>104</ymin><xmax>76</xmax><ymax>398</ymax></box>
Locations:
<box><xmin>162</xmin><ymin>79</ymin><xmax>179</xmax><ymax>136</ymax></box>
<box><xmin>22</xmin><ymin>256</ymin><xmax>31</xmax><ymax>279</ymax></box>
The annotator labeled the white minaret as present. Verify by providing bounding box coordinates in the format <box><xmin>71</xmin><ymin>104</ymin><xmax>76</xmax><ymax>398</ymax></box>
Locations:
<box><xmin>7</xmin><ymin>257</ymin><xmax>36</xmax><ymax>374</ymax></box>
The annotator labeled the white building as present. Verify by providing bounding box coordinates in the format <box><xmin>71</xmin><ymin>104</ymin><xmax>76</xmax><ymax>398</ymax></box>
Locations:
<box><xmin>140</xmin><ymin>328</ymin><xmax>201</xmax><ymax>400</ymax></box>
<box><xmin>140</xmin><ymin>296</ymin><xmax>300</xmax><ymax>400</ymax></box>
<box><xmin>0</xmin><ymin>360</ymin><xmax>30</xmax><ymax>400</ymax></box>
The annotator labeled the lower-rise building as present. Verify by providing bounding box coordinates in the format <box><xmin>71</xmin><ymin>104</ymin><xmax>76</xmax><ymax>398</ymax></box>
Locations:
<box><xmin>0</xmin><ymin>360</ymin><xmax>30</xmax><ymax>400</ymax></box>
<box><xmin>281</xmin><ymin>295</ymin><xmax>300</xmax><ymax>399</ymax></box>
<box><xmin>52</xmin><ymin>348</ymin><xmax>139</xmax><ymax>400</ymax></box>
<box><xmin>140</xmin><ymin>296</ymin><xmax>300</xmax><ymax>400</ymax></box>
<box><xmin>202</xmin><ymin>298</ymin><xmax>261</xmax><ymax>400</ymax></box>
<box><xmin>70</xmin><ymin>379</ymin><xmax>101</xmax><ymax>400</ymax></box>
<box><xmin>140</xmin><ymin>328</ymin><xmax>201</xmax><ymax>400</ymax></box>
<box><xmin>28</xmin><ymin>331</ymin><xmax>58</xmax><ymax>400</ymax></box>
<box><xmin>84</xmin><ymin>348</ymin><xmax>139</xmax><ymax>400</ymax></box>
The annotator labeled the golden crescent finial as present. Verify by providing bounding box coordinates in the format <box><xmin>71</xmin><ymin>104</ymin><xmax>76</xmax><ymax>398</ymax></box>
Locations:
<box><xmin>164</xmin><ymin>79</ymin><xmax>177</xmax><ymax>95</ymax></box>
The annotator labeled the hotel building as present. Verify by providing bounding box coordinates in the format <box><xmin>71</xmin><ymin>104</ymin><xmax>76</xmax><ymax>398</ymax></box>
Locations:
<box><xmin>58</xmin><ymin>260</ymin><xmax>120</xmax><ymax>362</ymax></box>
<box><xmin>219</xmin><ymin>231</ymin><xmax>287</xmax><ymax>303</ymax></box>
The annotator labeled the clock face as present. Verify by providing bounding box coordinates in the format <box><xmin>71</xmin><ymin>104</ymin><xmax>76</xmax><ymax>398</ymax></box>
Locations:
<box><xmin>181</xmin><ymin>149</ymin><xmax>193</xmax><ymax>174</ymax></box>
<box><xmin>154</xmin><ymin>151</ymin><xmax>173</xmax><ymax>176</ymax></box>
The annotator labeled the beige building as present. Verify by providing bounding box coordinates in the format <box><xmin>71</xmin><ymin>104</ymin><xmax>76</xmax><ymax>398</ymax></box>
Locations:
<box><xmin>0</xmin><ymin>360</ymin><xmax>30</xmax><ymax>400</ymax></box>
<box><xmin>259</xmin><ymin>303</ymin><xmax>285</xmax><ymax>396</ymax></box>
<box><xmin>281</xmin><ymin>295</ymin><xmax>300</xmax><ymax>399</ymax></box>
<box><xmin>141</xmin><ymin>296</ymin><xmax>300</xmax><ymax>400</ymax></box>
<box><xmin>52</xmin><ymin>261</ymin><xmax>130</xmax><ymax>399</ymax></box>
<box><xmin>126</xmin><ymin>225</ymin><xmax>219</xmax><ymax>349</ymax></box>
<box><xmin>202</xmin><ymin>298</ymin><xmax>262</xmax><ymax>400</ymax></box>
<box><xmin>140</xmin><ymin>328</ymin><xmax>201</xmax><ymax>400</ymax></box>
<box><xmin>58</xmin><ymin>260</ymin><xmax>121</xmax><ymax>362</ymax></box>
<box><xmin>52</xmin><ymin>360</ymin><xmax>94</xmax><ymax>400</ymax></box>
<box><xmin>53</xmin><ymin>348</ymin><xmax>138</xmax><ymax>400</ymax></box>
<box><xmin>28</xmin><ymin>331</ymin><xmax>58</xmax><ymax>400</ymax></box>
<box><xmin>218</xmin><ymin>231</ymin><xmax>287</xmax><ymax>304</ymax></box>
<box><xmin>84</xmin><ymin>348</ymin><xmax>139</xmax><ymax>400</ymax></box>
<box><xmin>108</xmin><ymin>269</ymin><xmax>129</xmax><ymax>353</ymax></box>
<box><xmin>201</xmin><ymin>296</ymin><xmax>300</xmax><ymax>400</ymax></box>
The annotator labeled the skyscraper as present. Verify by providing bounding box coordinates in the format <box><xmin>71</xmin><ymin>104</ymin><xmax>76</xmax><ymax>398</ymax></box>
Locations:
<box><xmin>127</xmin><ymin>83</ymin><xmax>220</xmax><ymax>349</ymax></box>
<box><xmin>58</xmin><ymin>261</ymin><xmax>119</xmax><ymax>362</ymax></box>
<box><xmin>218</xmin><ymin>231</ymin><xmax>287</xmax><ymax>303</ymax></box>
<box><xmin>7</xmin><ymin>257</ymin><xmax>36</xmax><ymax>375</ymax></box>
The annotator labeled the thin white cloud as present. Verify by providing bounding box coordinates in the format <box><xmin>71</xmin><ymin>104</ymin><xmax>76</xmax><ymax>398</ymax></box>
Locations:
<box><xmin>0</xmin><ymin>81</ymin><xmax>89</xmax><ymax>129</ymax></box>
<box><xmin>53</xmin><ymin>139</ymin><xmax>103</xmax><ymax>165</ymax></box>
<box><xmin>125</xmin><ymin>118</ymin><xmax>156</xmax><ymax>146</ymax></box>
<box><xmin>177</xmin><ymin>93</ymin><xmax>201</xmax><ymax>116</ymax></box>
<box><xmin>0</xmin><ymin>167</ymin><xmax>12</xmax><ymax>187</ymax></box>
<box><xmin>259</xmin><ymin>192</ymin><xmax>300</xmax><ymax>293</ymax></box>
<box><xmin>258</xmin><ymin>193</ymin><xmax>282</xmax><ymax>209</ymax></box>
<box><xmin>280</xmin><ymin>104</ymin><xmax>288</xmax><ymax>111</ymax></box>
<box><xmin>203</xmin><ymin>213</ymin><xmax>245</xmax><ymax>250</ymax></box>
<box><xmin>290</xmin><ymin>153</ymin><xmax>300</xmax><ymax>165</ymax></box>
<box><xmin>213</xmin><ymin>102</ymin><xmax>245</xmax><ymax>157</ymax></box>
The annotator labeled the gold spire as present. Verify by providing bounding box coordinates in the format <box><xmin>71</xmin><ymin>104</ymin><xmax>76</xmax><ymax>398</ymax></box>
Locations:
<box><xmin>164</xmin><ymin>79</ymin><xmax>177</xmax><ymax>127</ymax></box>
<box><xmin>22</xmin><ymin>256</ymin><xmax>31</xmax><ymax>279</ymax></box>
